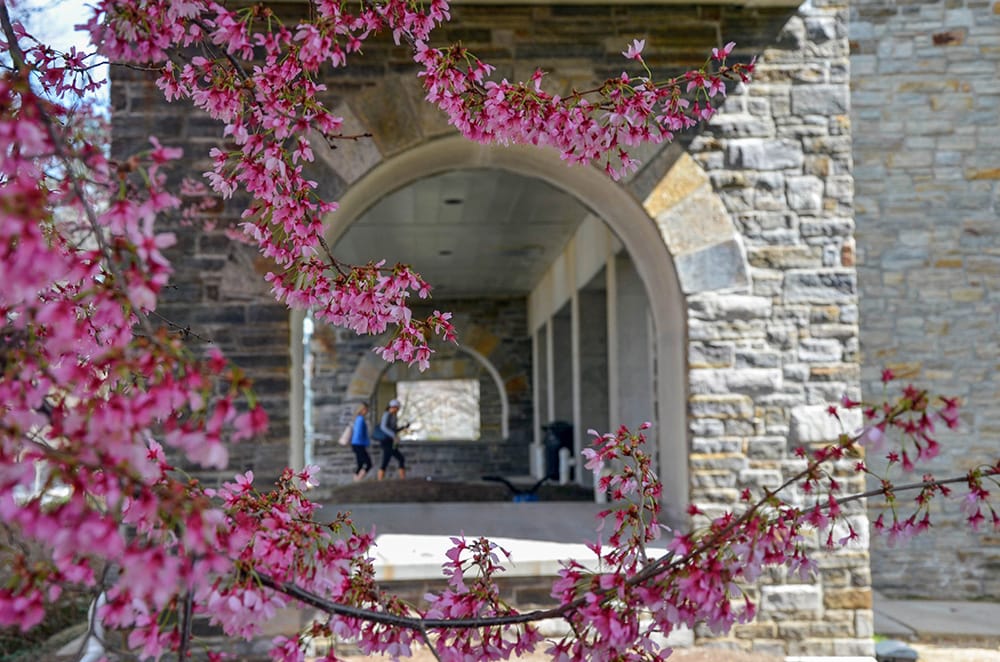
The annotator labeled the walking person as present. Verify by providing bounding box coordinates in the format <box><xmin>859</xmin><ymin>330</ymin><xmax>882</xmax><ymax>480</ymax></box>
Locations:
<box><xmin>375</xmin><ymin>399</ymin><xmax>408</xmax><ymax>480</ymax></box>
<box><xmin>350</xmin><ymin>403</ymin><xmax>373</xmax><ymax>481</ymax></box>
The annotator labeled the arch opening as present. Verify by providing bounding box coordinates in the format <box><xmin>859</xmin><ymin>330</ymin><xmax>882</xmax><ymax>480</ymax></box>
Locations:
<box><xmin>369</xmin><ymin>341</ymin><xmax>511</xmax><ymax>442</ymax></box>
<box><xmin>296</xmin><ymin>136</ymin><xmax>689</xmax><ymax>525</ymax></box>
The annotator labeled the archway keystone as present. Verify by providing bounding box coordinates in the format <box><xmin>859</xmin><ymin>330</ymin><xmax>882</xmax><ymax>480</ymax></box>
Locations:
<box><xmin>643</xmin><ymin>152</ymin><xmax>750</xmax><ymax>295</ymax></box>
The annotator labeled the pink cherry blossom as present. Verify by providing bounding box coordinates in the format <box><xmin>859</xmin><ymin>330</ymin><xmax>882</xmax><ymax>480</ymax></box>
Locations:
<box><xmin>622</xmin><ymin>38</ymin><xmax>645</xmax><ymax>60</ymax></box>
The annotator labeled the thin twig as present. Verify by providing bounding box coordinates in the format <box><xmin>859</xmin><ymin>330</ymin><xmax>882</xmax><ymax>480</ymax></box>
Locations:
<box><xmin>835</xmin><ymin>467</ymin><xmax>1000</xmax><ymax>507</ymax></box>
<box><xmin>147</xmin><ymin>308</ymin><xmax>215</xmax><ymax>343</ymax></box>
<box><xmin>418</xmin><ymin>625</ymin><xmax>442</xmax><ymax>662</ymax></box>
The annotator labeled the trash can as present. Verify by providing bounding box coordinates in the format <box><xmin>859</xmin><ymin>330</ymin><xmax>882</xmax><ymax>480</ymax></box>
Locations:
<box><xmin>542</xmin><ymin>421</ymin><xmax>573</xmax><ymax>480</ymax></box>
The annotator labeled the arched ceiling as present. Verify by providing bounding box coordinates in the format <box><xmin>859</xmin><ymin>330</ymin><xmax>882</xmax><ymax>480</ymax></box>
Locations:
<box><xmin>332</xmin><ymin>168</ymin><xmax>590</xmax><ymax>298</ymax></box>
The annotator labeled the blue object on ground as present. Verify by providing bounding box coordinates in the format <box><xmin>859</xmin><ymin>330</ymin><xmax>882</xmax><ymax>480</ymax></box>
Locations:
<box><xmin>875</xmin><ymin>639</ymin><xmax>918</xmax><ymax>662</ymax></box>
<box><xmin>483</xmin><ymin>475</ymin><xmax>548</xmax><ymax>502</ymax></box>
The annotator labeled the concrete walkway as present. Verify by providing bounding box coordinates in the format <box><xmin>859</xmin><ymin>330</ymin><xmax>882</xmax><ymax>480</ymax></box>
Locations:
<box><xmin>323</xmin><ymin>500</ymin><xmax>610</xmax><ymax>543</ymax></box>
<box><xmin>873</xmin><ymin>590</ymin><xmax>1000</xmax><ymax>642</ymax></box>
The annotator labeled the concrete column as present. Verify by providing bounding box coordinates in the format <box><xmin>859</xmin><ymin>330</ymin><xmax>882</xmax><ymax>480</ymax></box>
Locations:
<box><xmin>605</xmin><ymin>254</ymin><xmax>619</xmax><ymax>435</ymax></box>
<box><xmin>531</xmin><ymin>326</ymin><xmax>547</xmax><ymax>477</ymax></box>
<box><xmin>570</xmin><ymin>292</ymin><xmax>582</xmax><ymax>485</ymax></box>
<box><xmin>614</xmin><ymin>254</ymin><xmax>654</xmax><ymax>447</ymax></box>
<box><xmin>545</xmin><ymin>320</ymin><xmax>555</xmax><ymax>422</ymax></box>
<box><xmin>578</xmin><ymin>274</ymin><xmax>609</xmax><ymax>488</ymax></box>
<box><xmin>289</xmin><ymin>309</ymin><xmax>306</xmax><ymax>471</ymax></box>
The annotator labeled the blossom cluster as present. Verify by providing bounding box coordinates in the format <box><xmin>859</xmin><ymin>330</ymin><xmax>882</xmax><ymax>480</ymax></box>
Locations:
<box><xmin>830</xmin><ymin>371</ymin><xmax>998</xmax><ymax>544</ymax></box>
<box><xmin>87</xmin><ymin>0</ymin><xmax>462</xmax><ymax>365</ymax></box>
<box><xmin>2</xmin><ymin>0</ymin><xmax>998</xmax><ymax>660</ymax></box>
<box><xmin>415</xmin><ymin>39</ymin><xmax>751</xmax><ymax>180</ymax></box>
<box><xmin>1</xmin><ymin>24</ymin><xmax>262</xmax><ymax>639</ymax></box>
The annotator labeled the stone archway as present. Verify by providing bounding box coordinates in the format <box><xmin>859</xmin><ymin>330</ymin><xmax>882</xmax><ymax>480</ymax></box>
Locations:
<box><xmin>298</xmin><ymin>134</ymin><xmax>750</xmax><ymax>525</ymax></box>
<box><xmin>345</xmin><ymin>335</ymin><xmax>513</xmax><ymax>440</ymax></box>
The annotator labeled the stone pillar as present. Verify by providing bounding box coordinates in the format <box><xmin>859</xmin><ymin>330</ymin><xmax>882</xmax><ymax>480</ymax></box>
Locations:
<box><xmin>674</xmin><ymin>1</ymin><xmax>869</xmax><ymax>655</ymax></box>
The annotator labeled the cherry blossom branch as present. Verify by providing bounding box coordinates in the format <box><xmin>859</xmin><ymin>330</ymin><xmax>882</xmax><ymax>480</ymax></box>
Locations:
<box><xmin>0</xmin><ymin>1</ymin><xmax>154</xmax><ymax>335</ymax></box>
<box><xmin>225</xmin><ymin>388</ymin><xmax>985</xmax><ymax>656</ymax></box>
<box><xmin>835</xmin><ymin>467</ymin><xmax>1000</xmax><ymax>507</ymax></box>
<box><xmin>254</xmin><ymin>464</ymin><xmax>985</xmax><ymax>633</ymax></box>
<box><xmin>257</xmin><ymin>573</ymin><xmax>560</xmax><ymax>629</ymax></box>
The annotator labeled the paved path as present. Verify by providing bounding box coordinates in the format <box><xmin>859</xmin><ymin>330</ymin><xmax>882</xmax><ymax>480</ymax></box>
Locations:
<box><xmin>908</xmin><ymin>644</ymin><xmax>1000</xmax><ymax>662</ymax></box>
<box><xmin>873</xmin><ymin>590</ymin><xmax>1000</xmax><ymax>642</ymax></box>
<box><xmin>323</xmin><ymin>500</ymin><xmax>609</xmax><ymax>543</ymax></box>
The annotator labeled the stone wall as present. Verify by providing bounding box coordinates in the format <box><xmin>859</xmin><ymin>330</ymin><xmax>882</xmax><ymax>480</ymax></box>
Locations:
<box><xmin>111</xmin><ymin>68</ymin><xmax>293</xmax><ymax>487</ymax></box>
<box><xmin>850</xmin><ymin>0</ymin><xmax>1000</xmax><ymax>599</ymax></box>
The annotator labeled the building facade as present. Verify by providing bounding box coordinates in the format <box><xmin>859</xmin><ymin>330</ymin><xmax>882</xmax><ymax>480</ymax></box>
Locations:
<box><xmin>111</xmin><ymin>0</ymin><xmax>1000</xmax><ymax>653</ymax></box>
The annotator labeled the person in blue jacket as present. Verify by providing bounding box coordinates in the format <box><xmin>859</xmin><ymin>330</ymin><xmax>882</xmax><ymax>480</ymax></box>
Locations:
<box><xmin>351</xmin><ymin>403</ymin><xmax>373</xmax><ymax>481</ymax></box>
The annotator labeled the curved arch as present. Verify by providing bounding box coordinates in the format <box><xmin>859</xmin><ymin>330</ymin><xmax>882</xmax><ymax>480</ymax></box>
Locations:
<box><xmin>323</xmin><ymin>135</ymin><xmax>690</xmax><ymax>525</ymax></box>
<box><xmin>347</xmin><ymin>340</ymin><xmax>511</xmax><ymax>440</ymax></box>
<box><xmin>454</xmin><ymin>344</ymin><xmax>510</xmax><ymax>440</ymax></box>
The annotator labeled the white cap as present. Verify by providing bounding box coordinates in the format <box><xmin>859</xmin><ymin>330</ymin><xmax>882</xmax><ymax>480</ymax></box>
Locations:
<box><xmin>388</xmin><ymin>399</ymin><xmax>401</xmax><ymax>408</ymax></box>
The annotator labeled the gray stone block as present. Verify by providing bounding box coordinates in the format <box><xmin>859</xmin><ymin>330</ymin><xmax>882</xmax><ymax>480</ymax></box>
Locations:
<box><xmin>784</xmin><ymin>270</ymin><xmax>857</xmax><ymax>303</ymax></box>
<box><xmin>675</xmin><ymin>241</ymin><xmax>750</xmax><ymax>294</ymax></box>
<box><xmin>790</xmin><ymin>404</ymin><xmax>862</xmax><ymax>444</ymax></box>
<box><xmin>787</xmin><ymin>175</ymin><xmax>825</xmax><ymax>211</ymax></box>
<box><xmin>760</xmin><ymin>584</ymin><xmax>823</xmax><ymax>615</ymax></box>
<box><xmin>798</xmin><ymin>337</ymin><xmax>844</xmax><ymax>362</ymax></box>
<box><xmin>689</xmin><ymin>368</ymin><xmax>783</xmax><ymax>395</ymax></box>
<box><xmin>688</xmin><ymin>294</ymin><xmax>772</xmax><ymax>320</ymax></box>
<box><xmin>689</xmin><ymin>342</ymin><xmax>735</xmax><ymax>368</ymax></box>
<box><xmin>792</xmin><ymin>85</ymin><xmax>850</xmax><ymax>115</ymax></box>
<box><xmin>726</xmin><ymin>139</ymin><xmax>806</xmax><ymax>170</ymax></box>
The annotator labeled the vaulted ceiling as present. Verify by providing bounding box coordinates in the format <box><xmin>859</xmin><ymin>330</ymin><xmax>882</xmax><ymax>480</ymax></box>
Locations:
<box><xmin>332</xmin><ymin>168</ymin><xmax>592</xmax><ymax>299</ymax></box>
